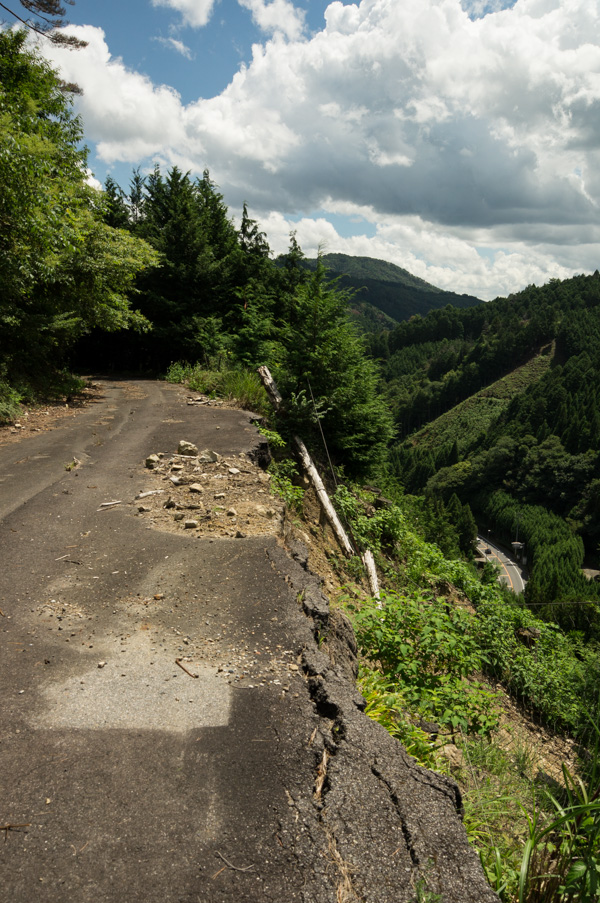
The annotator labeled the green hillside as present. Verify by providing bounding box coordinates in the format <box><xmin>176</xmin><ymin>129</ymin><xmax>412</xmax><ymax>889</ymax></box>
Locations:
<box><xmin>382</xmin><ymin>272</ymin><xmax>600</xmax><ymax>633</ymax></box>
<box><xmin>407</xmin><ymin>345</ymin><xmax>555</xmax><ymax>455</ymax></box>
<box><xmin>304</xmin><ymin>253</ymin><xmax>482</xmax><ymax>325</ymax></box>
<box><xmin>317</xmin><ymin>253</ymin><xmax>445</xmax><ymax>290</ymax></box>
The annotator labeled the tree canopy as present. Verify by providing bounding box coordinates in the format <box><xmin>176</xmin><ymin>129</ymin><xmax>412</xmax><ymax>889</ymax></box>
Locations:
<box><xmin>0</xmin><ymin>29</ymin><xmax>156</xmax><ymax>395</ymax></box>
<box><xmin>0</xmin><ymin>0</ymin><xmax>86</xmax><ymax>47</ymax></box>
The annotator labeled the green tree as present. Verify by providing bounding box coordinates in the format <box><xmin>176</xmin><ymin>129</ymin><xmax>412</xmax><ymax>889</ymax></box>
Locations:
<box><xmin>129</xmin><ymin>167</ymin><xmax>145</xmax><ymax>226</ymax></box>
<box><xmin>275</xmin><ymin>259</ymin><xmax>394</xmax><ymax>476</ymax></box>
<box><xmin>102</xmin><ymin>175</ymin><xmax>130</xmax><ymax>229</ymax></box>
<box><xmin>0</xmin><ymin>30</ymin><xmax>156</xmax><ymax>389</ymax></box>
<box><xmin>129</xmin><ymin>165</ymin><xmax>251</xmax><ymax>367</ymax></box>
<box><xmin>447</xmin><ymin>493</ymin><xmax>477</xmax><ymax>555</ymax></box>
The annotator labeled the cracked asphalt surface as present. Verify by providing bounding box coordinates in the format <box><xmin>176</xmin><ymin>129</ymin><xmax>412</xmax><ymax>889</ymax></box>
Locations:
<box><xmin>0</xmin><ymin>379</ymin><xmax>498</xmax><ymax>902</ymax></box>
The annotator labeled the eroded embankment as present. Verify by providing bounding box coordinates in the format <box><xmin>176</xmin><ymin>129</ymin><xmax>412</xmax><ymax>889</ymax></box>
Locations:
<box><xmin>136</xmin><ymin>431</ymin><xmax>498</xmax><ymax>902</ymax></box>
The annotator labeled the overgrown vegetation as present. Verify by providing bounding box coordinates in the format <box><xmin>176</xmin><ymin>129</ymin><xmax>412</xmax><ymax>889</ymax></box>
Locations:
<box><xmin>331</xmin><ymin>483</ymin><xmax>600</xmax><ymax>902</ymax></box>
<box><xmin>334</xmin><ymin>487</ymin><xmax>599</xmax><ymax>741</ymax></box>
<box><xmin>375</xmin><ymin>274</ymin><xmax>600</xmax><ymax>632</ymax></box>
<box><xmin>352</xmin><ymin>592</ymin><xmax>502</xmax><ymax>737</ymax></box>
<box><xmin>165</xmin><ymin>361</ymin><xmax>270</xmax><ymax>415</ymax></box>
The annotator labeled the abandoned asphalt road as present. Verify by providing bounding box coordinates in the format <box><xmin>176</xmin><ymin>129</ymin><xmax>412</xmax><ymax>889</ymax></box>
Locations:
<box><xmin>0</xmin><ymin>379</ymin><xmax>497</xmax><ymax>903</ymax></box>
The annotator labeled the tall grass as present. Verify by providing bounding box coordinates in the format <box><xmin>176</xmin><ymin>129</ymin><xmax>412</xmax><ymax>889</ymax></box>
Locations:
<box><xmin>164</xmin><ymin>361</ymin><xmax>270</xmax><ymax>415</ymax></box>
<box><xmin>510</xmin><ymin>733</ymin><xmax>600</xmax><ymax>903</ymax></box>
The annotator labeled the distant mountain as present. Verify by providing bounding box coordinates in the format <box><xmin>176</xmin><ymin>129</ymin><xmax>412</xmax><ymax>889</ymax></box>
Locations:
<box><xmin>306</xmin><ymin>253</ymin><xmax>482</xmax><ymax>325</ymax></box>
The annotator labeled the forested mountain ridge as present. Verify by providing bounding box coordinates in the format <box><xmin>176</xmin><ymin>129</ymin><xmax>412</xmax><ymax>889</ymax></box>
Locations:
<box><xmin>378</xmin><ymin>272</ymin><xmax>600</xmax><ymax>634</ymax></box>
<box><xmin>303</xmin><ymin>252</ymin><xmax>482</xmax><ymax>325</ymax></box>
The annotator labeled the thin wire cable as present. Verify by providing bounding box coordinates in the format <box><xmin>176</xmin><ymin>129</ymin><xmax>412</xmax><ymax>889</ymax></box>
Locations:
<box><xmin>306</xmin><ymin>377</ymin><xmax>338</xmax><ymax>490</ymax></box>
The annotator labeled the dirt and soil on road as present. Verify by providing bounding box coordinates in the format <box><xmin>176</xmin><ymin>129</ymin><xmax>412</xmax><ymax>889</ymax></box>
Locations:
<box><xmin>0</xmin><ymin>378</ymin><xmax>497</xmax><ymax>903</ymax></box>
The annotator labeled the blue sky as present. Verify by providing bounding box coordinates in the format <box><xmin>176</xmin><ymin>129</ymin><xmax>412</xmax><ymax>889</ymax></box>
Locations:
<box><xmin>66</xmin><ymin>0</ymin><xmax>326</xmax><ymax>102</ymax></box>
<box><xmin>15</xmin><ymin>0</ymin><xmax>600</xmax><ymax>299</ymax></box>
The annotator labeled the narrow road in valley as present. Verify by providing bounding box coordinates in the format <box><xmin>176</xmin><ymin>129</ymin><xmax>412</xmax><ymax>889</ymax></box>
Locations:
<box><xmin>0</xmin><ymin>379</ymin><xmax>497</xmax><ymax>903</ymax></box>
<box><xmin>476</xmin><ymin>534</ymin><xmax>528</xmax><ymax>594</ymax></box>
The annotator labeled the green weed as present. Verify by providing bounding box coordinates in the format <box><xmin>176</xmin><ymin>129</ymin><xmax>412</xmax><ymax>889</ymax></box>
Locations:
<box><xmin>0</xmin><ymin>381</ymin><xmax>22</xmax><ymax>424</ymax></box>
<box><xmin>357</xmin><ymin>664</ymin><xmax>435</xmax><ymax>767</ymax></box>
<box><xmin>164</xmin><ymin>362</ymin><xmax>270</xmax><ymax>414</ymax></box>
<box><xmin>257</xmin><ymin>426</ymin><xmax>286</xmax><ymax>448</ymax></box>
<box><xmin>350</xmin><ymin>592</ymin><xmax>502</xmax><ymax>738</ymax></box>
<box><xmin>510</xmin><ymin>738</ymin><xmax>600</xmax><ymax>903</ymax></box>
<box><xmin>268</xmin><ymin>458</ymin><xmax>305</xmax><ymax>512</ymax></box>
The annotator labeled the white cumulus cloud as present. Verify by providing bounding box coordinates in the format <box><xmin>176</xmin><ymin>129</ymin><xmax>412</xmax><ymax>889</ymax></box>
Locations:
<box><xmin>150</xmin><ymin>0</ymin><xmax>216</xmax><ymax>28</ymax></box>
<box><xmin>154</xmin><ymin>36</ymin><xmax>194</xmax><ymax>58</ymax></box>
<box><xmin>42</xmin><ymin>0</ymin><xmax>600</xmax><ymax>299</ymax></box>
<box><xmin>43</xmin><ymin>26</ymin><xmax>186</xmax><ymax>161</ymax></box>
<box><xmin>238</xmin><ymin>0</ymin><xmax>306</xmax><ymax>40</ymax></box>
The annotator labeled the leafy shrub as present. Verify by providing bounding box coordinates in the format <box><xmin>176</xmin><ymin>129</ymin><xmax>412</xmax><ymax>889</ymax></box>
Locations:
<box><xmin>350</xmin><ymin>592</ymin><xmax>501</xmax><ymax>737</ymax></box>
<box><xmin>358</xmin><ymin>665</ymin><xmax>436</xmax><ymax>767</ymax></box>
<box><xmin>476</xmin><ymin>598</ymin><xmax>600</xmax><ymax>736</ymax></box>
<box><xmin>0</xmin><ymin>381</ymin><xmax>22</xmax><ymax>423</ymax></box>
<box><xmin>268</xmin><ymin>458</ymin><xmax>305</xmax><ymax>512</ymax></box>
<box><xmin>257</xmin><ymin>426</ymin><xmax>286</xmax><ymax>448</ymax></box>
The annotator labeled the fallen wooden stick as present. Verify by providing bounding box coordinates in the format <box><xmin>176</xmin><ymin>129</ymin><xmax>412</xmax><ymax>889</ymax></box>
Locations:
<box><xmin>361</xmin><ymin>549</ymin><xmax>381</xmax><ymax>603</ymax></box>
<box><xmin>293</xmin><ymin>435</ymin><xmax>355</xmax><ymax>557</ymax></box>
<box><xmin>216</xmin><ymin>851</ymin><xmax>254</xmax><ymax>872</ymax></box>
<box><xmin>1</xmin><ymin>823</ymin><xmax>31</xmax><ymax>839</ymax></box>
<box><xmin>175</xmin><ymin>658</ymin><xmax>199</xmax><ymax>678</ymax></box>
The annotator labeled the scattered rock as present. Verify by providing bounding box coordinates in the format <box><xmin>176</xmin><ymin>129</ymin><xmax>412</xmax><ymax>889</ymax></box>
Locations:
<box><xmin>228</xmin><ymin>467</ymin><xmax>240</xmax><ymax>475</ymax></box>
<box><xmin>189</xmin><ymin>483</ymin><xmax>203</xmax><ymax>493</ymax></box>
<box><xmin>184</xmin><ymin>519</ymin><xmax>199</xmax><ymax>529</ymax></box>
<box><xmin>138</xmin><ymin>505</ymin><xmax>151</xmax><ymax>513</ymax></box>
<box><xmin>198</xmin><ymin>449</ymin><xmax>221</xmax><ymax>463</ymax></box>
<box><xmin>98</xmin><ymin>661</ymin><xmax>106</xmax><ymax>669</ymax></box>
<box><xmin>214</xmin><ymin>492</ymin><xmax>226</xmax><ymax>500</ymax></box>
<box><xmin>440</xmin><ymin>744</ymin><xmax>465</xmax><ymax>772</ymax></box>
<box><xmin>227</xmin><ymin>508</ymin><xmax>237</xmax><ymax>517</ymax></box>
<box><xmin>177</xmin><ymin>440</ymin><xmax>198</xmax><ymax>456</ymax></box>
<box><xmin>418</xmin><ymin>719</ymin><xmax>441</xmax><ymax>738</ymax></box>
<box><xmin>145</xmin><ymin>454</ymin><xmax>160</xmax><ymax>469</ymax></box>
<box><xmin>235</xmin><ymin>530</ymin><xmax>246</xmax><ymax>539</ymax></box>
<box><xmin>174</xmin><ymin>513</ymin><xmax>185</xmax><ymax>522</ymax></box>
